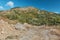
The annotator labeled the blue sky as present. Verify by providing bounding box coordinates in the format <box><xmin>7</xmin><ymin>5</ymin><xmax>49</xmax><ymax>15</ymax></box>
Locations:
<box><xmin>0</xmin><ymin>0</ymin><xmax>60</xmax><ymax>13</ymax></box>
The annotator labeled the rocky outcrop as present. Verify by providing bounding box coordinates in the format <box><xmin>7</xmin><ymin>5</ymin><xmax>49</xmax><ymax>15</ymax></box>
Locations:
<box><xmin>15</xmin><ymin>23</ymin><xmax>60</xmax><ymax>40</ymax></box>
<box><xmin>0</xmin><ymin>19</ymin><xmax>20</xmax><ymax>40</ymax></box>
<box><xmin>0</xmin><ymin>19</ymin><xmax>60</xmax><ymax>40</ymax></box>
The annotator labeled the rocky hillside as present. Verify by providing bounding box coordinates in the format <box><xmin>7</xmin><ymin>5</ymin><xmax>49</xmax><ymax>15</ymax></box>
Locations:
<box><xmin>0</xmin><ymin>7</ymin><xmax>60</xmax><ymax>26</ymax></box>
<box><xmin>0</xmin><ymin>19</ymin><xmax>20</xmax><ymax>40</ymax></box>
<box><xmin>0</xmin><ymin>19</ymin><xmax>60</xmax><ymax>40</ymax></box>
<box><xmin>0</xmin><ymin>7</ymin><xmax>60</xmax><ymax>40</ymax></box>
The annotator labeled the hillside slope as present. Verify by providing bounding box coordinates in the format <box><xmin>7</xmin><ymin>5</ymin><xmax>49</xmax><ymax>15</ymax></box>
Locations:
<box><xmin>0</xmin><ymin>7</ymin><xmax>60</xmax><ymax>40</ymax></box>
<box><xmin>0</xmin><ymin>7</ymin><xmax>60</xmax><ymax>26</ymax></box>
<box><xmin>0</xmin><ymin>19</ymin><xmax>20</xmax><ymax>40</ymax></box>
<box><xmin>0</xmin><ymin>19</ymin><xmax>60</xmax><ymax>40</ymax></box>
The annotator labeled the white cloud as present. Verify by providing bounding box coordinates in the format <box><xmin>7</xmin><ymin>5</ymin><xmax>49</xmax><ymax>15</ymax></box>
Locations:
<box><xmin>6</xmin><ymin>1</ymin><xmax>14</xmax><ymax>8</ymax></box>
<box><xmin>0</xmin><ymin>6</ymin><xmax>4</xmax><ymax>9</ymax></box>
<box><xmin>54</xmin><ymin>12</ymin><xmax>59</xmax><ymax>13</ymax></box>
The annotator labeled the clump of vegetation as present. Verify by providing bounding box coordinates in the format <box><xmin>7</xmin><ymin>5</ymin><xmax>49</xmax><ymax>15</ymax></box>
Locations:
<box><xmin>0</xmin><ymin>7</ymin><xmax>60</xmax><ymax>26</ymax></box>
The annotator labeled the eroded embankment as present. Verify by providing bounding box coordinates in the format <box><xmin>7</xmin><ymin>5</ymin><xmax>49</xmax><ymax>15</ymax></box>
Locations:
<box><xmin>0</xmin><ymin>19</ymin><xmax>60</xmax><ymax>40</ymax></box>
